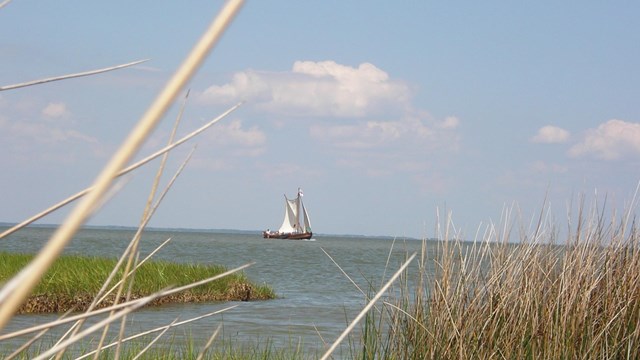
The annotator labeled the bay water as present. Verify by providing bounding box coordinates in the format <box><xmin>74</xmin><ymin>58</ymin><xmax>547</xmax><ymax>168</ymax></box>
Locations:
<box><xmin>1</xmin><ymin>226</ymin><xmax>428</xmax><ymax>356</ymax></box>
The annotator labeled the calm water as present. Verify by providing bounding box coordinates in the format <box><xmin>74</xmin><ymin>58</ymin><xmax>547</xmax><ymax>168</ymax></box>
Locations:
<box><xmin>1</xmin><ymin>226</ymin><xmax>428</xmax><ymax>356</ymax></box>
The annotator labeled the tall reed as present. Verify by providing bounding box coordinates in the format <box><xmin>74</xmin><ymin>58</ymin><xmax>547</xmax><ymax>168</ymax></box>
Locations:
<box><xmin>0</xmin><ymin>1</ymin><xmax>250</xmax><ymax>358</ymax></box>
<box><xmin>365</xmin><ymin>202</ymin><xmax>640</xmax><ymax>359</ymax></box>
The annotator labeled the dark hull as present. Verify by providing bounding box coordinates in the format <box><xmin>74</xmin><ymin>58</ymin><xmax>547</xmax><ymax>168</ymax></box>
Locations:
<box><xmin>262</xmin><ymin>231</ymin><xmax>313</xmax><ymax>240</ymax></box>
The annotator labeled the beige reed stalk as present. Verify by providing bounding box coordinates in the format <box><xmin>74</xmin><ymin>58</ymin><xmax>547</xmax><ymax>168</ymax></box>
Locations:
<box><xmin>49</xmin><ymin>238</ymin><xmax>171</xmax><ymax>360</ymax></box>
<box><xmin>0</xmin><ymin>102</ymin><xmax>242</xmax><ymax>240</ymax></box>
<box><xmin>30</xmin><ymin>262</ymin><xmax>252</xmax><ymax>360</ymax></box>
<box><xmin>74</xmin><ymin>308</ymin><xmax>235</xmax><ymax>360</ymax></box>
<box><xmin>97</xmin><ymin>148</ymin><xmax>197</xmax><ymax>360</ymax></box>
<box><xmin>110</xmin><ymin>91</ymin><xmax>191</xmax><ymax>360</ymax></box>
<box><xmin>0</xmin><ymin>0</ymin><xmax>244</xmax><ymax>331</ymax></box>
<box><xmin>320</xmin><ymin>252</ymin><xmax>417</xmax><ymax>360</ymax></box>
<box><xmin>0</xmin><ymin>60</ymin><xmax>148</xmax><ymax>91</ymax></box>
<box><xmin>130</xmin><ymin>318</ymin><xmax>177</xmax><ymax>360</ymax></box>
<box><xmin>31</xmin><ymin>293</ymin><xmax>157</xmax><ymax>360</ymax></box>
<box><xmin>195</xmin><ymin>324</ymin><xmax>223</xmax><ymax>360</ymax></box>
<box><xmin>0</xmin><ymin>262</ymin><xmax>250</xmax><ymax>342</ymax></box>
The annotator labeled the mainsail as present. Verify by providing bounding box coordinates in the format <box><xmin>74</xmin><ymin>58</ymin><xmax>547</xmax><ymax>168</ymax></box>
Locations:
<box><xmin>278</xmin><ymin>197</ymin><xmax>298</xmax><ymax>233</ymax></box>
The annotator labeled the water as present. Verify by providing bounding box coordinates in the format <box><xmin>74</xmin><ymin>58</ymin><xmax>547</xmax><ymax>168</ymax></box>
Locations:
<box><xmin>1</xmin><ymin>226</ymin><xmax>426</xmax><ymax>356</ymax></box>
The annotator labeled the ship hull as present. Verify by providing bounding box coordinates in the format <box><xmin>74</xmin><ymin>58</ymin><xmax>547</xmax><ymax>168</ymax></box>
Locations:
<box><xmin>262</xmin><ymin>231</ymin><xmax>312</xmax><ymax>240</ymax></box>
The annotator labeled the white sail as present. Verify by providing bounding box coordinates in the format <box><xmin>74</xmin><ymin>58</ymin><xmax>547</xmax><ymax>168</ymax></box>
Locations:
<box><xmin>301</xmin><ymin>200</ymin><xmax>311</xmax><ymax>233</ymax></box>
<box><xmin>278</xmin><ymin>197</ymin><xmax>298</xmax><ymax>233</ymax></box>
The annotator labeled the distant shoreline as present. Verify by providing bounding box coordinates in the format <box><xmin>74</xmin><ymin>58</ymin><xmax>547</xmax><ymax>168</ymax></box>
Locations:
<box><xmin>0</xmin><ymin>222</ymin><xmax>421</xmax><ymax>241</ymax></box>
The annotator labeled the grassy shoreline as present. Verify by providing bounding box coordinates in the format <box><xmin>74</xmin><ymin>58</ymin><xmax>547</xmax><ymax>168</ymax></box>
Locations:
<box><xmin>0</xmin><ymin>252</ymin><xmax>275</xmax><ymax>314</ymax></box>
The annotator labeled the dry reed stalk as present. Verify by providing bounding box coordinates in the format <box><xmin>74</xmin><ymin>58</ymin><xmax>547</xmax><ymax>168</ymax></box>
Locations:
<box><xmin>0</xmin><ymin>296</ymin><xmax>169</xmax><ymax>341</ymax></box>
<box><xmin>130</xmin><ymin>318</ymin><xmax>177</xmax><ymax>360</ymax></box>
<box><xmin>94</xmin><ymin>237</ymin><xmax>173</xmax><ymax>306</ymax></box>
<box><xmin>0</xmin><ymin>0</ymin><xmax>244</xmax><ymax>331</ymax></box>
<box><xmin>0</xmin><ymin>101</ymin><xmax>242</xmax><ymax>240</ymax></box>
<box><xmin>381</xmin><ymin>197</ymin><xmax>639</xmax><ymax>359</ymax></box>
<box><xmin>4</xmin><ymin>327</ymin><xmax>48</xmax><ymax>360</ymax></box>
<box><xmin>118</xmin><ymin>90</ymin><xmax>190</xmax><ymax>306</ymax></box>
<box><xmin>31</xmin><ymin>292</ymin><xmax>157</xmax><ymax>360</ymax></box>
<box><xmin>105</xmin><ymin>148</ymin><xmax>196</xmax><ymax>359</ymax></box>
<box><xmin>320</xmin><ymin>252</ymin><xmax>416</xmax><ymax>360</ymax></box>
<box><xmin>320</xmin><ymin>247</ymin><xmax>366</xmax><ymax>297</ymax></box>
<box><xmin>54</xmin><ymin>149</ymin><xmax>195</xmax><ymax>360</ymax></box>
<box><xmin>0</xmin><ymin>253</ymin><xmax>252</xmax><ymax>356</ymax></box>
<box><xmin>110</xmin><ymin>90</ymin><xmax>191</xmax><ymax>360</ymax></box>
<box><xmin>195</xmin><ymin>324</ymin><xmax>223</xmax><ymax>360</ymax></box>
<box><xmin>25</xmin><ymin>263</ymin><xmax>251</xmax><ymax>359</ymax></box>
<box><xmin>0</xmin><ymin>59</ymin><xmax>148</xmax><ymax>91</ymax></box>
<box><xmin>73</xmin><ymin>307</ymin><xmax>236</xmax><ymax>360</ymax></box>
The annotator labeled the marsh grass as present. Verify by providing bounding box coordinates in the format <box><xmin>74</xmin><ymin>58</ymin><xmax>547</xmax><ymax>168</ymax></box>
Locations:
<box><xmin>2</xmin><ymin>334</ymin><xmax>318</xmax><ymax>360</ymax></box>
<box><xmin>0</xmin><ymin>252</ymin><xmax>274</xmax><ymax>313</ymax></box>
<box><xmin>355</xmin><ymin>204</ymin><xmax>640</xmax><ymax>359</ymax></box>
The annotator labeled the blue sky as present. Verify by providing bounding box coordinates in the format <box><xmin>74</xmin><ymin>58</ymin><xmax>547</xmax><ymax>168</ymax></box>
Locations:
<box><xmin>1</xmin><ymin>1</ymin><xmax>639</xmax><ymax>238</ymax></box>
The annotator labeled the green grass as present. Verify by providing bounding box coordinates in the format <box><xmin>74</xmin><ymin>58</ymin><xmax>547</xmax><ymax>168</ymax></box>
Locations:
<box><xmin>2</xmin><ymin>336</ymin><xmax>318</xmax><ymax>360</ymax></box>
<box><xmin>0</xmin><ymin>252</ymin><xmax>275</xmax><ymax>313</ymax></box>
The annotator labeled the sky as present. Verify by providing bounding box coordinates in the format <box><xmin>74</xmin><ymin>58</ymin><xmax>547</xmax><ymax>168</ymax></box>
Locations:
<box><xmin>1</xmin><ymin>1</ymin><xmax>639</xmax><ymax>239</ymax></box>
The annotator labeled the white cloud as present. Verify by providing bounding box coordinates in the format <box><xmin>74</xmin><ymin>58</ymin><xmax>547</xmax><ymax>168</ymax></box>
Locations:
<box><xmin>310</xmin><ymin>114</ymin><xmax>457</xmax><ymax>151</ymax></box>
<box><xmin>207</xmin><ymin>119</ymin><xmax>265</xmax><ymax>146</ymax></box>
<box><xmin>197</xmin><ymin>60</ymin><xmax>411</xmax><ymax>118</ymax></box>
<box><xmin>438</xmin><ymin>116</ymin><xmax>460</xmax><ymax>130</ymax></box>
<box><xmin>8</xmin><ymin>120</ymin><xmax>96</xmax><ymax>145</ymax></box>
<box><xmin>531</xmin><ymin>125</ymin><xmax>570</xmax><ymax>143</ymax></box>
<box><xmin>0</xmin><ymin>98</ymin><xmax>99</xmax><ymax>165</ymax></box>
<box><xmin>198</xmin><ymin>60</ymin><xmax>462</xmax><ymax>183</ymax></box>
<box><xmin>310</xmin><ymin>121</ymin><xmax>405</xmax><ymax>149</ymax></box>
<box><xmin>202</xmin><ymin>119</ymin><xmax>266</xmax><ymax>157</ymax></box>
<box><xmin>41</xmin><ymin>102</ymin><xmax>70</xmax><ymax>119</ymax></box>
<box><xmin>568</xmin><ymin>119</ymin><xmax>640</xmax><ymax>160</ymax></box>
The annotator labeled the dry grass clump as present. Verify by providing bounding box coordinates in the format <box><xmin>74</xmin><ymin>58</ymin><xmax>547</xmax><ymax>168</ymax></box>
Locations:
<box><xmin>372</xmin><ymin>204</ymin><xmax>640</xmax><ymax>359</ymax></box>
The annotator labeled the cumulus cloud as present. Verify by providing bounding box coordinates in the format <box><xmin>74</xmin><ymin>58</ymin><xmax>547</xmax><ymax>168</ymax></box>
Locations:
<box><xmin>531</xmin><ymin>125</ymin><xmax>570</xmax><ymax>143</ymax></box>
<box><xmin>198</xmin><ymin>60</ymin><xmax>411</xmax><ymax>118</ymax></box>
<box><xmin>41</xmin><ymin>102</ymin><xmax>70</xmax><ymax>119</ymax></box>
<box><xmin>310</xmin><ymin>114</ymin><xmax>458</xmax><ymax>151</ymax></box>
<box><xmin>197</xmin><ymin>60</ymin><xmax>461</xmax><ymax>181</ymax></box>
<box><xmin>202</xmin><ymin>119</ymin><xmax>266</xmax><ymax>157</ymax></box>
<box><xmin>438</xmin><ymin>116</ymin><xmax>460</xmax><ymax>130</ymax></box>
<box><xmin>568</xmin><ymin>119</ymin><xmax>640</xmax><ymax>160</ymax></box>
<box><xmin>310</xmin><ymin>121</ymin><xmax>401</xmax><ymax>149</ymax></box>
<box><xmin>0</xmin><ymin>98</ymin><xmax>99</xmax><ymax>165</ymax></box>
<box><xmin>8</xmin><ymin>120</ymin><xmax>96</xmax><ymax>145</ymax></box>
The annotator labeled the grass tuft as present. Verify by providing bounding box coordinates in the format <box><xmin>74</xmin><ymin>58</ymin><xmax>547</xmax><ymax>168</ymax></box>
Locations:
<box><xmin>0</xmin><ymin>252</ymin><xmax>274</xmax><ymax>314</ymax></box>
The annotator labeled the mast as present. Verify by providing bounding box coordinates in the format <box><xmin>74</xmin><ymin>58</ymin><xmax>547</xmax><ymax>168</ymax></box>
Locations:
<box><xmin>296</xmin><ymin>187</ymin><xmax>302</xmax><ymax>233</ymax></box>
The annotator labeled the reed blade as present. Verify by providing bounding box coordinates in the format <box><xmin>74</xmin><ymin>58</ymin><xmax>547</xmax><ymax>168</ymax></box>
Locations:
<box><xmin>0</xmin><ymin>59</ymin><xmax>148</xmax><ymax>91</ymax></box>
<box><xmin>0</xmin><ymin>0</ymin><xmax>244</xmax><ymax>331</ymax></box>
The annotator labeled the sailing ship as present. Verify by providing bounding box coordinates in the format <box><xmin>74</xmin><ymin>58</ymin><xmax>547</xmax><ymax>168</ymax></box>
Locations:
<box><xmin>263</xmin><ymin>188</ymin><xmax>313</xmax><ymax>240</ymax></box>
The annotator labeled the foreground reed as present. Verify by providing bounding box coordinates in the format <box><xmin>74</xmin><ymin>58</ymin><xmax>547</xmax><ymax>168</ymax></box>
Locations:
<box><xmin>0</xmin><ymin>2</ymin><xmax>256</xmax><ymax>358</ymax></box>
<box><xmin>359</xmin><ymin>203</ymin><xmax>640</xmax><ymax>359</ymax></box>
